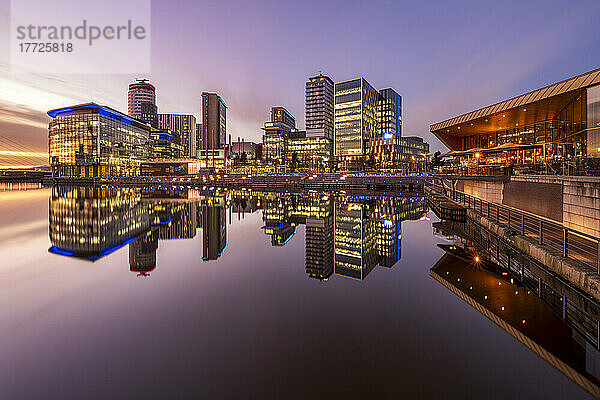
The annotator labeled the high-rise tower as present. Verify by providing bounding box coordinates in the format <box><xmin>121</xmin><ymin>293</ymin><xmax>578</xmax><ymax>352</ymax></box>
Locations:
<box><xmin>306</xmin><ymin>74</ymin><xmax>334</xmax><ymax>140</ymax></box>
<box><xmin>128</xmin><ymin>79</ymin><xmax>157</xmax><ymax>127</ymax></box>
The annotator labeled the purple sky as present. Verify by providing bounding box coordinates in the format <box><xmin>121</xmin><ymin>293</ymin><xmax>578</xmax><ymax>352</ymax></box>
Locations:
<box><xmin>1</xmin><ymin>0</ymin><xmax>599</xmax><ymax>164</ymax></box>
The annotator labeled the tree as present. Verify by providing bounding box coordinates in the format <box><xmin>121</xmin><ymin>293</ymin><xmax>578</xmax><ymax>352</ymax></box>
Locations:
<box><xmin>240</xmin><ymin>151</ymin><xmax>248</xmax><ymax>164</ymax></box>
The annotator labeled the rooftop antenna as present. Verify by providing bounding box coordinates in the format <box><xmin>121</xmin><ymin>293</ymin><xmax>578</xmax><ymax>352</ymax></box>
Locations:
<box><xmin>136</xmin><ymin>78</ymin><xmax>149</xmax><ymax>83</ymax></box>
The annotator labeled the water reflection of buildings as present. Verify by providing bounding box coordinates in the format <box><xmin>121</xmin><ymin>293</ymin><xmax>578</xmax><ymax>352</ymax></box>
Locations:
<box><xmin>257</xmin><ymin>193</ymin><xmax>426</xmax><ymax>281</ymax></box>
<box><xmin>48</xmin><ymin>186</ymin><xmax>228</xmax><ymax>274</ymax></box>
<box><xmin>129</xmin><ymin>227</ymin><xmax>158</xmax><ymax>275</ymax></box>
<box><xmin>48</xmin><ymin>187</ymin><xmax>424</xmax><ymax>281</ymax></box>
<box><xmin>334</xmin><ymin>199</ymin><xmax>378</xmax><ymax>280</ymax></box>
<box><xmin>432</xmin><ymin>220</ymin><xmax>600</xmax><ymax>398</ymax></box>
<box><xmin>202</xmin><ymin>203</ymin><xmax>227</xmax><ymax>261</ymax></box>
<box><xmin>334</xmin><ymin>196</ymin><xmax>426</xmax><ymax>280</ymax></box>
<box><xmin>49</xmin><ymin>186</ymin><xmax>151</xmax><ymax>260</ymax></box>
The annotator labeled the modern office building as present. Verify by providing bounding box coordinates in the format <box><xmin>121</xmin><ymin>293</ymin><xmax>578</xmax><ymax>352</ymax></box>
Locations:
<box><xmin>262</xmin><ymin>107</ymin><xmax>296</xmax><ymax>164</ymax></box>
<box><xmin>139</xmin><ymin>101</ymin><xmax>158</xmax><ymax>128</ymax></box>
<box><xmin>150</xmin><ymin>128</ymin><xmax>184</xmax><ymax>159</ymax></box>
<box><xmin>334</xmin><ymin>78</ymin><xmax>379</xmax><ymax>158</ymax></box>
<box><xmin>48</xmin><ymin>103</ymin><xmax>151</xmax><ymax>177</ymax></box>
<box><xmin>334</xmin><ymin>77</ymin><xmax>402</xmax><ymax>169</ymax></box>
<box><xmin>200</xmin><ymin>92</ymin><xmax>227</xmax><ymax>152</ymax></box>
<box><xmin>158</xmin><ymin>114</ymin><xmax>197</xmax><ymax>158</ymax></box>
<box><xmin>430</xmin><ymin>67</ymin><xmax>600</xmax><ymax>174</ymax></box>
<box><xmin>128</xmin><ymin>80</ymin><xmax>158</xmax><ymax>127</ymax></box>
<box><xmin>306</xmin><ymin>74</ymin><xmax>334</xmax><ymax>139</ymax></box>
<box><xmin>261</xmin><ymin>105</ymin><xmax>332</xmax><ymax>170</ymax></box>
<box><xmin>287</xmin><ymin>130</ymin><xmax>333</xmax><ymax>170</ymax></box>
<box><xmin>378</xmin><ymin>88</ymin><xmax>402</xmax><ymax>141</ymax></box>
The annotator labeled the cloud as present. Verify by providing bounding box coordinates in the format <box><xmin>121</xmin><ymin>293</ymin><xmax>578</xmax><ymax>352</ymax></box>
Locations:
<box><xmin>0</xmin><ymin>104</ymin><xmax>48</xmax><ymax>129</ymax></box>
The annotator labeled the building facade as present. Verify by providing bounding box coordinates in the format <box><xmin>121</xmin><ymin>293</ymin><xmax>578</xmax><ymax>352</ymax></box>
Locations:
<box><xmin>200</xmin><ymin>92</ymin><xmax>227</xmax><ymax>154</ymax></box>
<box><xmin>287</xmin><ymin>130</ymin><xmax>332</xmax><ymax>171</ymax></box>
<box><xmin>306</xmin><ymin>74</ymin><xmax>334</xmax><ymax>139</ymax></box>
<box><xmin>150</xmin><ymin>129</ymin><xmax>184</xmax><ymax>160</ymax></box>
<box><xmin>334</xmin><ymin>78</ymin><xmax>402</xmax><ymax>169</ymax></box>
<box><xmin>262</xmin><ymin>107</ymin><xmax>296</xmax><ymax>164</ymax></box>
<box><xmin>430</xmin><ymin>67</ymin><xmax>600</xmax><ymax>175</ymax></box>
<box><xmin>334</xmin><ymin>78</ymin><xmax>379</xmax><ymax>158</ymax></box>
<box><xmin>48</xmin><ymin>103</ymin><xmax>151</xmax><ymax>177</ymax></box>
<box><xmin>128</xmin><ymin>80</ymin><xmax>157</xmax><ymax>127</ymax></box>
<box><xmin>158</xmin><ymin>113</ymin><xmax>197</xmax><ymax>158</ymax></box>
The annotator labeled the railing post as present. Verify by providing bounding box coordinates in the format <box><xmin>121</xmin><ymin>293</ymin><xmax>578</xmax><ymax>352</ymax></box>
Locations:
<box><xmin>597</xmin><ymin>240</ymin><xmax>600</xmax><ymax>275</ymax></box>
<box><xmin>508</xmin><ymin>209</ymin><xmax>511</xmax><ymax>229</ymax></box>
<box><xmin>563</xmin><ymin>228</ymin><xmax>568</xmax><ymax>257</ymax></box>
<box><xmin>562</xmin><ymin>296</ymin><xmax>567</xmax><ymax>319</ymax></box>
<box><xmin>539</xmin><ymin>220</ymin><xmax>543</xmax><ymax>245</ymax></box>
<box><xmin>521</xmin><ymin>262</ymin><xmax>524</xmax><ymax>279</ymax></box>
<box><xmin>496</xmin><ymin>205</ymin><xmax>499</xmax><ymax>222</ymax></box>
<box><xmin>521</xmin><ymin>214</ymin><xmax>525</xmax><ymax>235</ymax></box>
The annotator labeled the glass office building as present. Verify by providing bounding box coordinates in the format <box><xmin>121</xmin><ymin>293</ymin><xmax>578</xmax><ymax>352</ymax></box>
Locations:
<box><xmin>158</xmin><ymin>114</ymin><xmax>197</xmax><ymax>158</ymax></box>
<box><xmin>262</xmin><ymin>106</ymin><xmax>296</xmax><ymax>164</ymax></box>
<box><xmin>334</xmin><ymin>79</ymin><xmax>403</xmax><ymax>169</ymax></box>
<box><xmin>48</xmin><ymin>103</ymin><xmax>151</xmax><ymax>177</ymax></box>
<box><xmin>378</xmin><ymin>88</ymin><xmax>402</xmax><ymax>142</ymax></box>
<box><xmin>334</xmin><ymin>78</ymin><xmax>379</xmax><ymax>157</ymax></box>
<box><xmin>286</xmin><ymin>130</ymin><xmax>333</xmax><ymax>171</ymax></box>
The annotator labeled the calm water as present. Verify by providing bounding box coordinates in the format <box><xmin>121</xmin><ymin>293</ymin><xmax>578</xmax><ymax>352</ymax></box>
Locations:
<box><xmin>0</xmin><ymin>186</ymin><xmax>597</xmax><ymax>399</ymax></box>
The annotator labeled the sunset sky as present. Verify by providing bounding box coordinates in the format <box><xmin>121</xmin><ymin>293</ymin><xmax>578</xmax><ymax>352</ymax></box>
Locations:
<box><xmin>0</xmin><ymin>0</ymin><xmax>599</xmax><ymax>166</ymax></box>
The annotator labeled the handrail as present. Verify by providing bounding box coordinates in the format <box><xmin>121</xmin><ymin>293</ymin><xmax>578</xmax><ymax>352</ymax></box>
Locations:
<box><xmin>425</xmin><ymin>180</ymin><xmax>600</xmax><ymax>274</ymax></box>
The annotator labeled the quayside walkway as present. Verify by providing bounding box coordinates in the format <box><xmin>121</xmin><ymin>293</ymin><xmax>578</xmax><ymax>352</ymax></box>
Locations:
<box><xmin>426</xmin><ymin>181</ymin><xmax>600</xmax><ymax>302</ymax></box>
<box><xmin>52</xmin><ymin>173</ymin><xmax>425</xmax><ymax>192</ymax></box>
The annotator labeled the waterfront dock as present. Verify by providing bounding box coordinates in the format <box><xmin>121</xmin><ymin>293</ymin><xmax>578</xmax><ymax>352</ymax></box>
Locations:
<box><xmin>50</xmin><ymin>173</ymin><xmax>425</xmax><ymax>192</ymax></box>
<box><xmin>426</xmin><ymin>180</ymin><xmax>600</xmax><ymax>302</ymax></box>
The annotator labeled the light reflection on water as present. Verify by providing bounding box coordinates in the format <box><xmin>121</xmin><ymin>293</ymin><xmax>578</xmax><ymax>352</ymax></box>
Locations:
<box><xmin>0</xmin><ymin>186</ymin><xmax>596</xmax><ymax>399</ymax></box>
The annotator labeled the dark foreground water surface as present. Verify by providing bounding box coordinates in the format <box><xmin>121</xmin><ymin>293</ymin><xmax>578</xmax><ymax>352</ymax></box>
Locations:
<box><xmin>1</xmin><ymin>186</ymin><xmax>598</xmax><ymax>399</ymax></box>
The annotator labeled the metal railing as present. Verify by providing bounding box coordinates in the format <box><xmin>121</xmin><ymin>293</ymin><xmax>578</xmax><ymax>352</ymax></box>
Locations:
<box><xmin>450</xmin><ymin>218</ymin><xmax>600</xmax><ymax>349</ymax></box>
<box><xmin>426</xmin><ymin>181</ymin><xmax>600</xmax><ymax>274</ymax></box>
